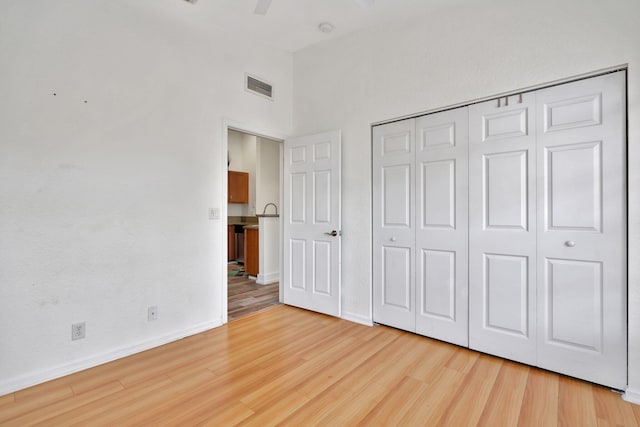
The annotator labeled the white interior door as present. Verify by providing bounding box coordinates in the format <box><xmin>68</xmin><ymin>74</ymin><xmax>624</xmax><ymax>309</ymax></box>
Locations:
<box><xmin>415</xmin><ymin>107</ymin><xmax>469</xmax><ymax>346</ymax></box>
<box><xmin>469</xmin><ymin>93</ymin><xmax>538</xmax><ymax>365</ymax></box>
<box><xmin>283</xmin><ymin>130</ymin><xmax>341</xmax><ymax>317</ymax></box>
<box><xmin>536</xmin><ymin>72</ymin><xmax>627</xmax><ymax>389</ymax></box>
<box><xmin>372</xmin><ymin>119</ymin><xmax>416</xmax><ymax>332</ymax></box>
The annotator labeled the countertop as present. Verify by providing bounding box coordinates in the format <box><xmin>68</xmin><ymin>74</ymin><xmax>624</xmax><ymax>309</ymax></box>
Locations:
<box><xmin>228</xmin><ymin>216</ymin><xmax>258</xmax><ymax>226</ymax></box>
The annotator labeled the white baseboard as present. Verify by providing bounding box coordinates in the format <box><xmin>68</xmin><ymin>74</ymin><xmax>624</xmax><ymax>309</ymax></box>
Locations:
<box><xmin>341</xmin><ymin>310</ymin><xmax>373</xmax><ymax>326</ymax></box>
<box><xmin>624</xmin><ymin>387</ymin><xmax>640</xmax><ymax>405</ymax></box>
<box><xmin>0</xmin><ymin>319</ymin><xmax>222</xmax><ymax>396</ymax></box>
<box><xmin>256</xmin><ymin>271</ymin><xmax>279</xmax><ymax>285</ymax></box>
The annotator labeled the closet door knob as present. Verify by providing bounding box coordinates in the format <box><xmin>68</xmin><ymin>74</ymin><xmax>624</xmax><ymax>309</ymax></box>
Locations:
<box><xmin>390</xmin><ymin>237</ymin><xmax>397</xmax><ymax>242</ymax></box>
<box><xmin>565</xmin><ymin>240</ymin><xmax>576</xmax><ymax>247</ymax></box>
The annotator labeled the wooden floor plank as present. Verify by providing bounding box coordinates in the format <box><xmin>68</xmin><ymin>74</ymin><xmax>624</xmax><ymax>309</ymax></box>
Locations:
<box><xmin>517</xmin><ymin>368</ymin><xmax>559</xmax><ymax>427</ymax></box>
<box><xmin>196</xmin><ymin>401</ymin><xmax>255</xmax><ymax>427</ymax></box>
<box><xmin>0</xmin><ymin>380</ymin><xmax>74</xmax><ymax>423</ymax></box>
<box><xmin>435</xmin><ymin>354</ymin><xmax>503</xmax><ymax>426</ymax></box>
<box><xmin>0</xmin><ymin>394</ymin><xmax>15</xmax><ymax>410</ymax></box>
<box><xmin>227</xmin><ymin>270</ymin><xmax>279</xmax><ymax>321</ymax></box>
<box><xmin>1</xmin><ymin>305</ymin><xmax>637</xmax><ymax>426</ymax></box>
<box><xmin>477</xmin><ymin>360</ymin><xmax>529</xmax><ymax>426</ymax></box>
<box><xmin>4</xmin><ymin>381</ymin><xmax>124</xmax><ymax>426</ymax></box>
<box><xmin>356</xmin><ymin>376</ymin><xmax>429</xmax><ymax>426</ymax></box>
<box><xmin>558</xmin><ymin>376</ymin><xmax>599</xmax><ymax>427</ymax></box>
<box><xmin>592</xmin><ymin>386</ymin><xmax>637</xmax><ymax>427</ymax></box>
<box><xmin>236</xmin><ymin>390</ymin><xmax>310</xmax><ymax>427</ymax></box>
<box><xmin>314</xmin><ymin>381</ymin><xmax>388</xmax><ymax>426</ymax></box>
<box><xmin>397</xmin><ymin>366</ymin><xmax>467</xmax><ymax>426</ymax></box>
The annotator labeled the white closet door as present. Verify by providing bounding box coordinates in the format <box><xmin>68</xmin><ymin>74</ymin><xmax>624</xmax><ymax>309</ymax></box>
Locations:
<box><xmin>536</xmin><ymin>72</ymin><xmax>627</xmax><ymax>389</ymax></box>
<box><xmin>415</xmin><ymin>107</ymin><xmax>469</xmax><ymax>346</ymax></box>
<box><xmin>469</xmin><ymin>93</ymin><xmax>538</xmax><ymax>365</ymax></box>
<box><xmin>372</xmin><ymin>119</ymin><xmax>416</xmax><ymax>332</ymax></box>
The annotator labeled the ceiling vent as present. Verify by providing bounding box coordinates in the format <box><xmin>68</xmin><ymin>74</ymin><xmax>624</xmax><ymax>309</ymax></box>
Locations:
<box><xmin>245</xmin><ymin>73</ymin><xmax>274</xmax><ymax>100</ymax></box>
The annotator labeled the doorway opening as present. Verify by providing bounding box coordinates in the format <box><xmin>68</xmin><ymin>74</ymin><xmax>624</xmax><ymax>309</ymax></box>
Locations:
<box><xmin>225</xmin><ymin>127</ymin><xmax>283</xmax><ymax>321</ymax></box>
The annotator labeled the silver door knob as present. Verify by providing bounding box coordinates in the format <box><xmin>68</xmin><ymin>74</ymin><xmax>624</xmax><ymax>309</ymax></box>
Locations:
<box><xmin>565</xmin><ymin>240</ymin><xmax>576</xmax><ymax>247</ymax></box>
<box><xmin>324</xmin><ymin>230</ymin><xmax>338</xmax><ymax>237</ymax></box>
<box><xmin>390</xmin><ymin>237</ymin><xmax>397</xmax><ymax>242</ymax></box>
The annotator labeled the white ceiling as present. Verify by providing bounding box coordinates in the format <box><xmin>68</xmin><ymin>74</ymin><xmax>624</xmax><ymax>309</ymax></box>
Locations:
<box><xmin>172</xmin><ymin>0</ymin><xmax>459</xmax><ymax>53</ymax></box>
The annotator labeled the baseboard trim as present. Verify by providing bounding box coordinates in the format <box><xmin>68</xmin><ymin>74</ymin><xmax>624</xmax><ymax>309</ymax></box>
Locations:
<box><xmin>0</xmin><ymin>318</ymin><xmax>222</xmax><ymax>396</ymax></box>
<box><xmin>256</xmin><ymin>271</ymin><xmax>279</xmax><ymax>285</ymax></box>
<box><xmin>341</xmin><ymin>310</ymin><xmax>373</xmax><ymax>326</ymax></box>
<box><xmin>624</xmin><ymin>387</ymin><xmax>640</xmax><ymax>405</ymax></box>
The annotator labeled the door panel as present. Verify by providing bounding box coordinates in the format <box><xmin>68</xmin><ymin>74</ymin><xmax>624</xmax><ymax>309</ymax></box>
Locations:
<box><xmin>543</xmin><ymin>94</ymin><xmax>601</xmax><ymax>132</ymax></box>
<box><xmin>283</xmin><ymin>130</ymin><xmax>341</xmax><ymax>317</ymax></box>
<box><xmin>421</xmin><ymin>160</ymin><xmax>455</xmax><ymax>229</ymax></box>
<box><xmin>383</xmin><ymin>246</ymin><xmax>412</xmax><ymax>309</ymax></box>
<box><xmin>545</xmin><ymin>142</ymin><xmax>602</xmax><ymax>231</ymax></box>
<box><xmin>545</xmin><ymin>258</ymin><xmax>602</xmax><ymax>352</ymax></box>
<box><xmin>536</xmin><ymin>72</ymin><xmax>626</xmax><ymax>389</ymax></box>
<box><xmin>383</xmin><ymin>165</ymin><xmax>412</xmax><ymax>227</ymax></box>
<box><xmin>482</xmin><ymin>107</ymin><xmax>528</xmax><ymax>141</ymax></box>
<box><xmin>373</xmin><ymin>120</ymin><xmax>416</xmax><ymax>332</ymax></box>
<box><xmin>420</xmin><ymin>249</ymin><xmax>455</xmax><ymax>320</ymax></box>
<box><xmin>313</xmin><ymin>170</ymin><xmax>332</xmax><ymax>224</ymax></box>
<box><xmin>469</xmin><ymin>93</ymin><xmax>537</xmax><ymax>365</ymax></box>
<box><xmin>415</xmin><ymin>107</ymin><xmax>468</xmax><ymax>346</ymax></box>
<box><xmin>483</xmin><ymin>254</ymin><xmax>529</xmax><ymax>336</ymax></box>
<box><xmin>290</xmin><ymin>239</ymin><xmax>306</xmax><ymax>290</ymax></box>
<box><xmin>313</xmin><ymin>240</ymin><xmax>331</xmax><ymax>295</ymax></box>
<box><xmin>483</xmin><ymin>150</ymin><xmax>529</xmax><ymax>230</ymax></box>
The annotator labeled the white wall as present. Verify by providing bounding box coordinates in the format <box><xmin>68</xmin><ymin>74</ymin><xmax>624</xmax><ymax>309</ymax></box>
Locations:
<box><xmin>228</xmin><ymin>130</ymin><xmax>257</xmax><ymax>217</ymax></box>
<box><xmin>293</xmin><ymin>0</ymin><xmax>640</xmax><ymax>395</ymax></box>
<box><xmin>256</xmin><ymin>137</ymin><xmax>281</xmax><ymax>214</ymax></box>
<box><xmin>0</xmin><ymin>0</ymin><xmax>292</xmax><ymax>394</ymax></box>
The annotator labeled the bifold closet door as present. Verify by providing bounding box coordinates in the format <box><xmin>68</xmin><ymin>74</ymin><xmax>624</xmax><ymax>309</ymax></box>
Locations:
<box><xmin>415</xmin><ymin>107</ymin><xmax>469</xmax><ymax>346</ymax></box>
<box><xmin>372</xmin><ymin>119</ymin><xmax>416</xmax><ymax>332</ymax></box>
<box><xmin>535</xmin><ymin>72</ymin><xmax>627</xmax><ymax>389</ymax></box>
<box><xmin>468</xmin><ymin>93</ymin><xmax>538</xmax><ymax>365</ymax></box>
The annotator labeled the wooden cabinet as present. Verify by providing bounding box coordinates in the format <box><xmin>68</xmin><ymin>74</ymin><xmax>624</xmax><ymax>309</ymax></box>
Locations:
<box><xmin>228</xmin><ymin>171</ymin><xmax>249</xmax><ymax>204</ymax></box>
<box><xmin>227</xmin><ymin>225</ymin><xmax>236</xmax><ymax>261</ymax></box>
<box><xmin>244</xmin><ymin>227</ymin><xmax>259</xmax><ymax>276</ymax></box>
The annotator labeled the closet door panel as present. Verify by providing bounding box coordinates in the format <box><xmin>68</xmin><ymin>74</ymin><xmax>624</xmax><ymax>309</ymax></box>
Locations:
<box><xmin>469</xmin><ymin>93</ymin><xmax>537</xmax><ymax>365</ymax></box>
<box><xmin>536</xmin><ymin>71</ymin><xmax>626</xmax><ymax>389</ymax></box>
<box><xmin>415</xmin><ymin>107</ymin><xmax>468</xmax><ymax>346</ymax></box>
<box><xmin>373</xmin><ymin>119</ymin><xmax>416</xmax><ymax>332</ymax></box>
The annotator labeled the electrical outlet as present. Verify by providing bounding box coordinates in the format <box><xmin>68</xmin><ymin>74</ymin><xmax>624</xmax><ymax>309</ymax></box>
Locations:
<box><xmin>71</xmin><ymin>322</ymin><xmax>85</xmax><ymax>340</ymax></box>
<box><xmin>208</xmin><ymin>208</ymin><xmax>220</xmax><ymax>220</ymax></box>
<box><xmin>148</xmin><ymin>306</ymin><xmax>158</xmax><ymax>321</ymax></box>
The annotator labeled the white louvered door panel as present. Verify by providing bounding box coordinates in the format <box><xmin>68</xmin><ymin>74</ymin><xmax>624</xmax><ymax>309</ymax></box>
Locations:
<box><xmin>372</xmin><ymin>119</ymin><xmax>416</xmax><ymax>332</ymax></box>
<box><xmin>415</xmin><ymin>107</ymin><xmax>469</xmax><ymax>346</ymax></box>
<box><xmin>536</xmin><ymin>72</ymin><xmax>626</xmax><ymax>389</ymax></box>
<box><xmin>469</xmin><ymin>93</ymin><xmax>538</xmax><ymax>365</ymax></box>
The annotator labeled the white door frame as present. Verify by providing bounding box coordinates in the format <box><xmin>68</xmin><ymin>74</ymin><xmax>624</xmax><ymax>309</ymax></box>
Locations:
<box><xmin>221</xmin><ymin>119</ymin><xmax>285</xmax><ymax>324</ymax></box>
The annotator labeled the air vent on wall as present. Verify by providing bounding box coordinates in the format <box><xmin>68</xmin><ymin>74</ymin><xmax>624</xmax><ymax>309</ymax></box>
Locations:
<box><xmin>245</xmin><ymin>73</ymin><xmax>274</xmax><ymax>100</ymax></box>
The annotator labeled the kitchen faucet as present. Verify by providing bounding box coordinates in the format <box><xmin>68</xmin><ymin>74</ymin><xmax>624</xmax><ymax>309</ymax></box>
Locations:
<box><xmin>261</xmin><ymin>203</ymin><xmax>278</xmax><ymax>215</ymax></box>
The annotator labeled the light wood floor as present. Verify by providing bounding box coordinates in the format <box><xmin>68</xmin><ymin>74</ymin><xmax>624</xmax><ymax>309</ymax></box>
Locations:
<box><xmin>227</xmin><ymin>265</ymin><xmax>280</xmax><ymax>321</ymax></box>
<box><xmin>1</xmin><ymin>305</ymin><xmax>638</xmax><ymax>426</ymax></box>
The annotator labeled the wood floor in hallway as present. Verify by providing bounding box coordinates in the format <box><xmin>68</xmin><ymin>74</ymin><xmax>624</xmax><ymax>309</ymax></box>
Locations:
<box><xmin>1</xmin><ymin>305</ymin><xmax>638</xmax><ymax>426</ymax></box>
<box><xmin>227</xmin><ymin>265</ymin><xmax>280</xmax><ymax>320</ymax></box>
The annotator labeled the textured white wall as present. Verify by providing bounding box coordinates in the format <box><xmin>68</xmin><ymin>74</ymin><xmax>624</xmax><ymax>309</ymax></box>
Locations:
<box><xmin>228</xmin><ymin>130</ymin><xmax>257</xmax><ymax>217</ymax></box>
<box><xmin>0</xmin><ymin>0</ymin><xmax>292</xmax><ymax>394</ymax></box>
<box><xmin>256</xmin><ymin>138</ymin><xmax>281</xmax><ymax>214</ymax></box>
<box><xmin>293</xmin><ymin>0</ymin><xmax>640</xmax><ymax>394</ymax></box>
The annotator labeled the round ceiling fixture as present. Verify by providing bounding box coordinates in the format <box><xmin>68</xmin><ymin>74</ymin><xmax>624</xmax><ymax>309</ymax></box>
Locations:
<box><xmin>318</xmin><ymin>22</ymin><xmax>335</xmax><ymax>33</ymax></box>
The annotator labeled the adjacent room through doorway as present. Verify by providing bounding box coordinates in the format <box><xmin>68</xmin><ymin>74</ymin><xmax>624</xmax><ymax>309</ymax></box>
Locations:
<box><xmin>226</xmin><ymin>128</ymin><xmax>282</xmax><ymax>320</ymax></box>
